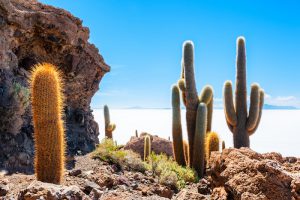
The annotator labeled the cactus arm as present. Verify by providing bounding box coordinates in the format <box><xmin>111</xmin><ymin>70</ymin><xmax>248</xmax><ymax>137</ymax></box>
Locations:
<box><xmin>246</xmin><ymin>84</ymin><xmax>260</xmax><ymax>131</ymax></box>
<box><xmin>206</xmin><ymin>96</ymin><xmax>213</xmax><ymax>133</ymax></box>
<box><xmin>178</xmin><ymin>78</ymin><xmax>187</xmax><ymax>106</ymax></box>
<box><xmin>248</xmin><ymin>89</ymin><xmax>264</xmax><ymax>136</ymax></box>
<box><xmin>183</xmin><ymin>41</ymin><xmax>199</xmax><ymax>166</ymax></box>
<box><xmin>192</xmin><ymin>103</ymin><xmax>207</xmax><ymax>178</ymax></box>
<box><xmin>223</xmin><ymin>81</ymin><xmax>237</xmax><ymax>127</ymax></box>
<box><xmin>199</xmin><ymin>85</ymin><xmax>213</xmax><ymax>104</ymax></box>
<box><xmin>199</xmin><ymin>85</ymin><xmax>213</xmax><ymax>132</ymax></box>
<box><xmin>171</xmin><ymin>85</ymin><xmax>186</xmax><ymax>166</ymax></box>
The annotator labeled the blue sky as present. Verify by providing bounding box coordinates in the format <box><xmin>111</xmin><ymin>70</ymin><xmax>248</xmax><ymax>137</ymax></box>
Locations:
<box><xmin>40</xmin><ymin>0</ymin><xmax>300</xmax><ymax>108</ymax></box>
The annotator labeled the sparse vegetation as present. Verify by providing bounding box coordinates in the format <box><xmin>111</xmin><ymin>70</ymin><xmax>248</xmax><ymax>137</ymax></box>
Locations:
<box><xmin>146</xmin><ymin>153</ymin><xmax>197</xmax><ymax>189</ymax></box>
<box><xmin>92</xmin><ymin>139</ymin><xmax>197</xmax><ymax>190</ymax></box>
<box><xmin>92</xmin><ymin>139</ymin><xmax>146</xmax><ymax>172</ymax></box>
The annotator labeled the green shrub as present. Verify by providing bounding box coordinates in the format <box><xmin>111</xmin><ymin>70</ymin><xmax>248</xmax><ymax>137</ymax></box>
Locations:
<box><xmin>146</xmin><ymin>153</ymin><xmax>197</xmax><ymax>189</ymax></box>
<box><xmin>92</xmin><ymin>139</ymin><xmax>146</xmax><ymax>172</ymax></box>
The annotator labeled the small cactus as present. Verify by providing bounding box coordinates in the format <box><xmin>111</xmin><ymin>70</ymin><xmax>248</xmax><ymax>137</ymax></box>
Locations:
<box><xmin>104</xmin><ymin>105</ymin><xmax>116</xmax><ymax>139</ymax></box>
<box><xmin>144</xmin><ymin>135</ymin><xmax>151</xmax><ymax>161</ymax></box>
<box><xmin>223</xmin><ymin>37</ymin><xmax>264</xmax><ymax>148</ymax></box>
<box><xmin>192</xmin><ymin>103</ymin><xmax>207</xmax><ymax>177</ymax></box>
<box><xmin>205</xmin><ymin>132</ymin><xmax>220</xmax><ymax>160</ymax></box>
<box><xmin>171</xmin><ymin>85</ymin><xmax>186</xmax><ymax>166</ymax></box>
<box><xmin>30</xmin><ymin>63</ymin><xmax>65</xmax><ymax>184</ymax></box>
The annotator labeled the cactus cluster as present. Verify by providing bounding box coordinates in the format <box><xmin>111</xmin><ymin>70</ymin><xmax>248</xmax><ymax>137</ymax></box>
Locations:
<box><xmin>172</xmin><ymin>41</ymin><xmax>214</xmax><ymax>177</ymax></box>
<box><xmin>30</xmin><ymin>63</ymin><xmax>65</xmax><ymax>184</ymax></box>
<box><xmin>223</xmin><ymin>37</ymin><xmax>264</xmax><ymax>148</ymax></box>
<box><xmin>104</xmin><ymin>105</ymin><xmax>116</xmax><ymax>139</ymax></box>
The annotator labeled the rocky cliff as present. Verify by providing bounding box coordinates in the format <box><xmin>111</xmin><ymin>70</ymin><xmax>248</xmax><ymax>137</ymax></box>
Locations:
<box><xmin>0</xmin><ymin>0</ymin><xmax>109</xmax><ymax>173</ymax></box>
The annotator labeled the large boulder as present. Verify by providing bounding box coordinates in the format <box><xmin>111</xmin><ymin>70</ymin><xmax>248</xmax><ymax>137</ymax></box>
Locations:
<box><xmin>207</xmin><ymin>148</ymin><xmax>300</xmax><ymax>200</ymax></box>
<box><xmin>124</xmin><ymin>133</ymin><xmax>173</xmax><ymax>158</ymax></box>
<box><xmin>0</xmin><ymin>0</ymin><xmax>109</xmax><ymax>173</ymax></box>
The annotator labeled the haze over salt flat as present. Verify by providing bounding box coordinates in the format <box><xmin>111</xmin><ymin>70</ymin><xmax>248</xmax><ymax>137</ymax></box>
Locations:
<box><xmin>93</xmin><ymin>109</ymin><xmax>300</xmax><ymax>157</ymax></box>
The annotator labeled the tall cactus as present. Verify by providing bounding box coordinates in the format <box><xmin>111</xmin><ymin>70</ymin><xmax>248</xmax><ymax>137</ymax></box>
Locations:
<box><xmin>205</xmin><ymin>132</ymin><xmax>220</xmax><ymax>160</ymax></box>
<box><xmin>171</xmin><ymin>85</ymin><xmax>186</xmax><ymax>166</ymax></box>
<box><xmin>30</xmin><ymin>63</ymin><xmax>65</xmax><ymax>184</ymax></box>
<box><xmin>177</xmin><ymin>41</ymin><xmax>214</xmax><ymax>166</ymax></box>
<box><xmin>104</xmin><ymin>105</ymin><xmax>116</xmax><ymax>139</ymax></box>
<box><xmin>144</xmin><ymin>135</ymin><xmax>151</xmax><ymax>161</ymax></box>
<box><xmin>223</xmin><ymin>37</ymin><xmax>264</xmax><ymax>148</ymax></box>
<box><xmin>192</xmin><ymin>103</ymin><xmax>207</xmax><ymax>177</ymax></box>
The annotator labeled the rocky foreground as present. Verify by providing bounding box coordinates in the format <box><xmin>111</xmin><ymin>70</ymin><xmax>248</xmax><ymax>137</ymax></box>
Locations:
<box><xmin>1</xmin><ymin>148</ymin><xmax>300</xmax><ymax>200</ymax></box>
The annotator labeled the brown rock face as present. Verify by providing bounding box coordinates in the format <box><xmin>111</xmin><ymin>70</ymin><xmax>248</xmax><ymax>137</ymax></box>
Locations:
<box><xmin>124</xmin><ymin>133</ymin><xmax>173</xmax><ymax>159</ymax></box>
<box><xmin>0</xmin><ymin>0</ymin><xmax>109</xmax><ymax>173</ymax></box>
<box><xmin>208</xmin><ymin>148</ymin><xmax>300</xmax><ymax>200</ymax></box>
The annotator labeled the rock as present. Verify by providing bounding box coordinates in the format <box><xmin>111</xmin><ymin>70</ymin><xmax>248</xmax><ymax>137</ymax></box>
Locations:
<box><xmin>124</xmin><ymin>133</ymin><xmax>173</xmax><ymax>158</ymax></box>
<box><xmin>18</xmin><ymin>181</ymin><xmax>89</xmax><ymax>199</ymax></box>
<box><xmin>211</xmin><ymin>187</ymin><xmax>227</xmax><ymax>200</ymax></box>
<box><xmin>69</xmin><ymin>169</ymin><xmax>82</xmax><ymax>176</ymax></box>
<box><xmin>0</xmin><ymin>184</ymin><xmax>9</xmax><ymax>196</ymax></box>
<box><xmin>174</xmin><ymin>189</ymin><xmax>209</xmax><ymax>200</ymax></box>
<box><xmin>208</xmin><ymin>148</ymin><xmax>300</xmax><ymax>200</ymax></box>
<box><xmin>0</xmin><ymin>0</ymin><xmax>109</xmax><ymax>173</ymax></box>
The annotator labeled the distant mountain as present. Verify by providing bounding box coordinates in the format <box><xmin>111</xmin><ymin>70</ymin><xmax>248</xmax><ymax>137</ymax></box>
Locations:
<box><xmin>263</xmin><ymin>104</ymin><xmax>298</xmax><ymax>110</ymax></box>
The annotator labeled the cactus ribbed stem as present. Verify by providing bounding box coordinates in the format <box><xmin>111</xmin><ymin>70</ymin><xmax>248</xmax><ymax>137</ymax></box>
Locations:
<box><xmin>31</xmin><ymin>63</ymin><xmax>65</xmax><ymax>184</ymax></box>
<box><xmin>144</xmin><ymin>135</ymin><xmax>151</xmax><ymax>161</ymax></box>
<box><xmin>172</xmin><ymin>85</ymin><xmax>186</xmax><ymax>166</ymax></box>
<box><xmin>192</xmin><ymin>103</ymin><xmax>207</xmax><ymax>177</ymax></box>
<box><xmin>205</xmin><ymin>132</ymin><xmax>220</xmax><ymax>160</ymax></box>
<box><xmin>104</xmin><ymin>105</ymin><xmax>115</xmax><ymax>139</ymax></box>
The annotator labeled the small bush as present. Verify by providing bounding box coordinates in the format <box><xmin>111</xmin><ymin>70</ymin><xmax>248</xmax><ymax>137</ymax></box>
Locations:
<box><xmin>146</xmin><ymin>153</ymin><xmax>197</xmax><ymax>189</ymax></box>
<box><xmin>92</xmin><ymin>139</ymin><xmax>146</xmax><ymax>172</ymax></box>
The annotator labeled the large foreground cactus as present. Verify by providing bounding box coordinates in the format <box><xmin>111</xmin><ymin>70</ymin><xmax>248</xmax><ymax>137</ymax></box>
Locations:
<box><xmin>104</xmin><ymin>105</ymin><xmax>116</xmax><ymax>139</ymax></box>
<box><xmin>223</xmin><ymin>37</ymin><xmax>264</xmax><ymax>148</ymax></box>
<box><xmin>30</xmin><ymin>63</ymin><xmax>65</xmax><ymax>184</ymax></box>
<box><xmin>177</xmin><ymin>41</ymin><xmax>214</xmax><ymax>166</ymax></box>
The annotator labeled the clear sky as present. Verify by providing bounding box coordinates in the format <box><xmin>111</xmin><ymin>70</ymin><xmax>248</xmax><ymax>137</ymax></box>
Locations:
<box><xmin>40</xmin><ymin>0</ymin><xmax>300</xmax><ymax>108</ymax></box>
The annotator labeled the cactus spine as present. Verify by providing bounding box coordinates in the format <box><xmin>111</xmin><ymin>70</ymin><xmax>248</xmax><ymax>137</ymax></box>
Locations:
<box><xmin>104</xmin><ymin>105</ymin><xmax>116</xmax><ymax>139</ymax></box>
<box><xmin>178</xmin><ymin>41</ymin><xmax>214</xmax><ymax>166</ymax></box>
<box><xmin>205</xmin><ymin>132</ymin><xmax>220</xmax><ymax>160</ymax></box>
<box><xmin>192</xmin><ymin>103</ymin><xmax>207</xmax><ymax>177</ymax></box>
<box><xmin>223</xmin><ymin>37</ymin><xmax>264</xmax><ymax>148</ymax></box>
<box><xmin>30</xmin><ymin>63</ymin><xmax>65</xmax><ymax>184</ymax></box>
<box><xmin>144</xmin><ymin>135</ymin><xmax>151</xmax><ymax>161</ymax></box>
<box><xmin>171</xmin><ymin>85</ymin><xmax>186</xmax><ymax>166</ymax></box>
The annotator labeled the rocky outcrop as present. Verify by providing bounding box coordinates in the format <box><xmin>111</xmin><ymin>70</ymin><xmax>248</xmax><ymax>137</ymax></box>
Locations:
<box><xmin>124</xmin><ymin>133</ymin><xmax>174</xmax><ymax>158</ymax></box>
<box><xmin>0</xmin><ymin>0</ymin><xmax>109</xmax><ymax>173</ymax></box>
<box><xmin>207</xmin><ymin>148</ymin><xmax>300</xmax><ymax>200</ymax></box>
